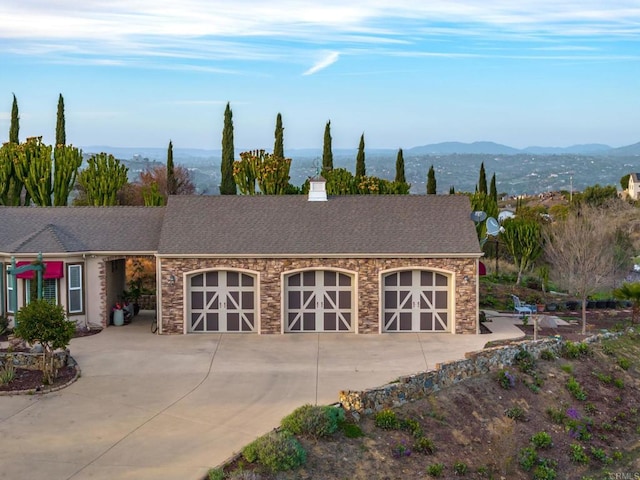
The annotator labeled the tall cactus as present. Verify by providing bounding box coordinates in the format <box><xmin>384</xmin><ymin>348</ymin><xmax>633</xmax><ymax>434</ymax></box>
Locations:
<box><xmin>142</xmin><ymin>182</ymin><xmax>165</xmax><ymax>206</ymax></box>
<box><xmin>233</xmin><ymin>150</ymin><xmax>291</xmax><ymax>195</ymax></box>
<box><xmin>77</xmin><ymin>152</ymin><xmax>129</xmax><ymax>206</ymax></box>
<box><xmin>0</xmin><ymin>143</ymin><xmax>15</xmax><ymax>204</ymax></box>
<box><xmin>13</xmin><ymin>137</ymin><xmax>51</xmax><ymax>206</ymax></box>
<box><xmin>53</xmin><ymin>145</ymin><xmax>82</xmax><ymax>206</ymax></box>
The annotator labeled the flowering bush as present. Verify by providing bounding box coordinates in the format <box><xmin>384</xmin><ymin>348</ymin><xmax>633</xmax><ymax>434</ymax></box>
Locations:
<box><xmin>497</xmin><ymin>370</ymin><xmax>516</xmax><ymax>389</ymax></box>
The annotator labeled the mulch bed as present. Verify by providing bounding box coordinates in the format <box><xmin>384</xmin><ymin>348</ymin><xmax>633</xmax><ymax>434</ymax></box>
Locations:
<box><xmin>0</xmin><ymin>365</ymin><xmax>77</xmax><ymax>393</ymax></box>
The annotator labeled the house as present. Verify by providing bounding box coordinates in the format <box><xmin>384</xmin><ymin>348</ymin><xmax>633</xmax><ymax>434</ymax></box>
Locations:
<box><xmin>628</xmin><ymin>173</ymin><xmax>640</xmax><ymax>200</ymax></box>
<box><xmin>1</xmin><ymin>184</ymin><xmax>483</xmax><ymax>335</ymax></box>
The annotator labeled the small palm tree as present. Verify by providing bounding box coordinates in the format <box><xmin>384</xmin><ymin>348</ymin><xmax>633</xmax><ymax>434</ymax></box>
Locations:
<box><xmin>613</xmin><ymin>282</ymin><xmax>640</xmax><ymax>324</ymax></box>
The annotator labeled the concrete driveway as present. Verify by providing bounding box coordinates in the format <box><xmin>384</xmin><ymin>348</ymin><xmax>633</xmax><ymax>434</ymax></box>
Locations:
<box><xmin>0</xmin><ymin>311</ymin><xmax>524</xmax><ymax>480</ymax></box>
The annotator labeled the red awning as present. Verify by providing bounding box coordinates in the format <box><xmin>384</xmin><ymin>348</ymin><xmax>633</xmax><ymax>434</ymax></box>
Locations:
<box><xmin>15</xmin><ymin>261</ymin><xmax>64</xmax><ymax>280</ymax></box>
<box><xmin>478</xmin><ymin>261</ymin><xmax>487</xmax><ymax>276</ymax></box>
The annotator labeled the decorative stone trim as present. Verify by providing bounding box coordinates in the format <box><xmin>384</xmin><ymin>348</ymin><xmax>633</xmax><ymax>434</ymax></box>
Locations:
<box><xmin>0</xmin><ymin>354</ymin><xmax>80</xmax><ymax>396</ymax></box>
<box><xmin>0</xmin><ymin>349</ymin><xmax>69</xmax><ymax>371</ymax></box>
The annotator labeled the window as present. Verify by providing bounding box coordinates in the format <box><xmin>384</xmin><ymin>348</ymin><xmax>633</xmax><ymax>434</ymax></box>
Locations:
<box><xmin>25</xmin><ymin>278</ymin><xmax>59</xmax><ymax>304</ymax></box>
<box><xmin>0</xmin><ymin>263</ymin><xmax>4</xmax><ymax>315</ymax></box>
<box><xmin>67</xmin><ymin>264</ymin><xmax>83</xmax><ymax>314</ymax></box>
<box><xmin>6</xmin><ymin>272</ymin><xmax>16</xmax><ymax>313</ymax></box>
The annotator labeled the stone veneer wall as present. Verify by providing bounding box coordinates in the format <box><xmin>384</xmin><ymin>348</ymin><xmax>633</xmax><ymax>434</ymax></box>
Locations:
<box><xmin>0</xmin><ymin>350</ymin><xmax>69</xmax><ymax>371</ymax></box>
<box><xmin>159</xmin><ymin>257</ymin><xmax>477</xmax><ymax>335</ymax></box>
<box><xmin>339</xmin><ymin>332</ymin><xmax>624</xmax><ymax>413</ymax></box>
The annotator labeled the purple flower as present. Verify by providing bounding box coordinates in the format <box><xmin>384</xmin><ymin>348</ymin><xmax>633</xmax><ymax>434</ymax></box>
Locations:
<box><xmin>567</xmin><ymin>408</ymin><xmax>580</xmax><ymax>420</ymax></box>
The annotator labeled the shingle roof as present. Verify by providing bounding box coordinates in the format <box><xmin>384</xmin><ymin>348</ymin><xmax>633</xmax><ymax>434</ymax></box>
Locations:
<box><xmin>0</xmin><ymin>207</ymin><xmax>165</xmax><ymax>254</ymax></box>
<box><xmin>158</xmin><ymin>195</ymin><xmax>482</xmax><ymax>256</ymax></box>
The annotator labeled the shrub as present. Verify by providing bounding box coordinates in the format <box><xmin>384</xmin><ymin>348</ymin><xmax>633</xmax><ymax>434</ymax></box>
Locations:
<box><xmin>560</xmin><ymin>364</ymin><xmax>573</xmax><ymax>374</ymax></box>
<box><xmin>569</xmin><ymin>443</ymin><xmax>589</xmax><ymax>464</ymax></box>
<box><xmin>617</xmin><ymin>357</ymin><xmax>631</xmax><ymax>370</ymax></box>
<box><xmin>14</xmin><ymin>299</ymin><xmax>76</xmax><ymax>384</ymax></box>
<box><xmin>584</xmin><ymin>402</ymin><xmax>597</xmax><ymax>415</ymax></box>
<box><xmin>339</xmin><ymin>421</ymin><xmax>363</xmax><ymax>438</ymax></box>
<box><xmin>566</xmin><ymin>377</ymin><xmax>587</xmax><ymax>401</ymax></box>
<box><xmin>540</xmin><ymin>349</ymin><xmax>556</xmax><ymax>361</ymax></box>
<box><xmin>391</xmin><ymin>441</ymin><xmax>411</xmax><ymax>458</ymax></box>
<box><xmin>519</xmin><ymin>446</ymin><xmax>538</xmax><ymax>471</ymax></box>
<box><xmin>280</xmin><ymin>404</ymin><xmax>344</xmax><ymax>438</ymax></box>
<box><xmin>207</xmin><ymin>468</ymin><xmax>224</xmax><ymax>480</ymax></box>
<box><xmin>601</xmin><ymin>342</ymin><xmax>616</xmax><ymax>356</ymax></box>
<box><xmin>453</xmin><ymin>461</ymin><xmax>468</xmax><ymax>475</ymax></box>
<box><xmin>0</xmin><ymin>363</ymin><xmax>16</xmax><ymax>385</ymax></box>
<box><xmin>241</xmin><ymin>430</ymin><xmax>306</xmax><ymax>473</ymax></box>
<box><xmin>497</xmin><ymin>369</ymin><xmax>516</xmax><ymax>389</ymax></box>
<box><xmin>515</xmin><ymin>348</ymin><xmax>537</xmax><ymax>374</ymax></box>
<box><xmin>531</xmin><ymin>431</ymin><xmax>553</xmax><ymax>449</ymax></box>
<box><xmin>374</xmin><ymin>409</ymin><xmax>399</xmax><ymax>430</ymax></box>
<box><xmin>590</xmin><ymin>446</ymin><xmax>609</xmax><ymax>463</ymax></box>
<box><xmin>413</xmin><ymin>436</ymin><xmax>436</xmax><ymax>454</ymax></box>
<box><xmin>593</xmin><ymin>371</ymin><xmax>612</xmax><ymax>384</ymax></box>
<box><xmin>0</xmin><ymin>314</ymin><xmax>9</xmax><ymax>336</ymax></box>
<box><xmin>562</xmin><ymin>341</ymin><xmax>590</xmax><ymax>359</ymax></box>
<box><xmin>546</xmin><ymin>407</ymin><xmax>568</xmax><ymax>424</ymax></box>
<box><xmin>426</xmin><ymin>463</ymin><xmax>445</xmax><ymax>477</ymax></box>
<box><xmin>533</xmin><ymin>464</ymin><xmax>557</xmax><ymax>480</ymax></box>
<box><xmin>613</xmin><ymin>378</ymin><xmax>625</xmax><ymax>389</ymax></box>
<box><xmin>506</xmin><ymin>406</ymin><xmax>526</xmax><ymax>421</ymax></box>
<box><xmin>399</xmin><ymin>418</ymin><xmax>423</xmax><ymax>438</ymax></box>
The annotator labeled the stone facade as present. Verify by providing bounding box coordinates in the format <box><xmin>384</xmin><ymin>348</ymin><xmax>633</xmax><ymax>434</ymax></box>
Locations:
<box><xmin>0</xmin><ymin>349</ymin><xmax>69</xmax><ymax>371</ymax></box>
<box><xmin>159</xmin><ymin>256</ymin><xmax>478</xmax><ymax>335</ymax></box>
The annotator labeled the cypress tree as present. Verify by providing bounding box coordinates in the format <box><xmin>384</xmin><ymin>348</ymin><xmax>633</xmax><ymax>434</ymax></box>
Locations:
<box><xmin>490</xmin><ymin>173</ymin><xmax>497</xmax><ymax>203</ymax></box>
<box><xmin>395</xmin><ymin>148</ymin><xmax>406</xmax><ymax>184</ymax></box>
<box><xmin>449</xmin><ymin>185</ymin><xmax>455</xmax><ymax>195</ymax></box>
<box><xmin>274</xmin><ymin>113</ymin><xmax>284</xmax><ymax>158</ymax></box>
<box><xmin>322</xmin><ymin>121</ymin><xmax>333</xmax><ymax>175</ymax></box>
<box><xmin>478</xmin><ymin>162</ymin><xmax>487</xmax><ymax>194</ymax></box>
<box><xmin>167</xmin><ymin>140</ymin><xmax>177</xmax><ymax>196</ymax></box>
<box><xmin>220</xmin><ymin>102</ymin><xmax>236</xmax><ymax>195</ymax></box>
<box><xmin>427</xmin><ymin>165</ymin><xmax>437</xmax><ymax>194</ymax></box>
<box><xmin>355</xmin><ymin>133</ymin><xmax>366</xmax><ymax>177</ymax></box>
<box><xmin>9</xmin><ymin>94</ymin><xmax>19</xmax><ymax>144</ymax></box>
<box><xmin>56</xmin><ymin>94</ymin><xmax>66</xmax><ymax>146</ymax></box>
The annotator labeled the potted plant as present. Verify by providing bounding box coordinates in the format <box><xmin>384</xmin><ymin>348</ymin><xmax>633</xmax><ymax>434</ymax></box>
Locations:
<box><xmin>123</xmin><ymin>278</ymin><xmax>142</xmax><ymax>316</ymax></box>
<box><xmin>527</xmin><ymin>294</ymin><xmax>545</xmax><ymax>313</ymax></box>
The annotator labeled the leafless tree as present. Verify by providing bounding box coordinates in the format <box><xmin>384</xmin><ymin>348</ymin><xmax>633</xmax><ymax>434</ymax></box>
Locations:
<box><xmin>543</xmin><ymin>201</ymin><xmax>635</xmax><ymax>335</ymax></box>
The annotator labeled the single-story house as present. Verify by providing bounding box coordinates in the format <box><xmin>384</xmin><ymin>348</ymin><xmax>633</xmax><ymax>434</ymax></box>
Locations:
<box><xmin>1</xmin><ymin>180</ymin><xmax>483</xmax><ymax>334</ymax></box>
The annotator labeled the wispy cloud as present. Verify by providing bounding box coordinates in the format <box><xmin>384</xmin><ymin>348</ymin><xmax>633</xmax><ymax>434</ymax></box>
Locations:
<box><xmin>303</xmin><ymin>52</ymin><xmax>340</xmax><ymax>75</ymax></box>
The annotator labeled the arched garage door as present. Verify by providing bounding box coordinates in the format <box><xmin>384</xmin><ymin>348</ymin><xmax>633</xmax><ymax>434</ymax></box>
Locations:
<box><xmin>188</xmin><ymin>271</ymin><xmax>257</xmax><ymax>332</ymax></box>
<box><xmin>285</xmin><ymin>270</ymin><xmax>354</xmax><ymax>332</ymax></box>
<box><xmin>382</xmin><ymin>270</ymin><xmax>450</xmax><ymax>332</ymax></box>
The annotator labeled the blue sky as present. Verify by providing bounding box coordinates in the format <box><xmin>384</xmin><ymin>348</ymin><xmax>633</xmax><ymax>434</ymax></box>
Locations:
<box><xmin>1</xmin><ymin>1</ymin><xmax>639</xmax><ymax>151</ymax></box>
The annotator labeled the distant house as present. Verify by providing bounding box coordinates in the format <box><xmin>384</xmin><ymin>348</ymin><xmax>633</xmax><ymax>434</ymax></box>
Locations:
<box><xmin>1</xmin><ymin>180</ymin><xmax>483</xmax><ymax>335</ymax></box>
<box><xmin>628</xmin><ymin>173</ymin><xmax>640</xmax><ymax>200</ymax></box>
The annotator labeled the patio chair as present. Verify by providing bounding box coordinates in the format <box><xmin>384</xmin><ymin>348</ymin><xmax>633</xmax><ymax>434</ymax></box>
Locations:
<box><xmin>511</xmin><ymin>294</ymin><xmax>534</xmax><ymax>318</ymax></box>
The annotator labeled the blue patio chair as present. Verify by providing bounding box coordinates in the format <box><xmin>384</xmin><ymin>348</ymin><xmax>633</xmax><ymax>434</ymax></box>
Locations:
<box><xmin>511</xmin><ymin>294</ymin><xmax>534</xmax><ymax>318</ymax></box>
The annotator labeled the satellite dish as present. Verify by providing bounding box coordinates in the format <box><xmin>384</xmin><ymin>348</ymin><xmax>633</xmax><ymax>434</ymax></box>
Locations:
<box><xmin>498</xmin><ymin>210</ymin><xmax>515</xmax><ymax>223</ymax></box>
<box><xmin>486</xmin><ymin>217</ymin><xmax>500</xmax><ymax>236</ymax></box>
<box><xmin>470</xmin><ymin>211</ymin><xmax>487</xmax><ymax>223</ymax></box>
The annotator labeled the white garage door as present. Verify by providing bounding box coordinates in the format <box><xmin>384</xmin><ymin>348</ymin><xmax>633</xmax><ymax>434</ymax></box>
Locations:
<box><xmin>285</xmin><ymin>270</ymin><xmax>353</xmax><ymax>332</ymax></box>
<box><xmin>382</xmin><ymin>270</ymin><xmax>449</xmax><ymax>332</ymax></box>
<box><xmin>188</xmin><ymin>271</ymin><xmax>256</xmax><ymax>332</ymax></box>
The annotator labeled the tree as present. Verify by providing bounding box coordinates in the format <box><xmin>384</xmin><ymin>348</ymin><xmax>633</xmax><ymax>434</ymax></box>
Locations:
<box><xmin>53</xmin><ymin>145</ymin><xmax>82</xmax><ymax>206</ymax></box>
<box><xmin>56</xmin><ymin>93</ymin><xmax>66</xmax><ymax>146</ymax></box>
<box><xmin>613</xmin><ymin>282</ymin><xmax>640</xmax><ymax>324</ymax></box>
<box><xmin>14</xmin><ymin>299</ymin><xmax>76</xmax><ymax>385</ymax></box>
<box><xmin>620</xmin><ymin>174</ymin><xmax>630</xmax><ymax>191</ymax></box>
<box><xmin>500</xmin><ymin>217</ymin><xmax>543</xmax><ymax>286</ymax></box>
<box><xmin>13</xmin><ymin>136</ymin><xmax>53</xmax><ymax>206</ymax></box>
<box><xmin>220</xmin><ymin>102</ymin><xmax>236</xmax><ymax>195</ymax></box>
<box><xmin>119</xmin><ymin>164</ymin><xmax>195</xmax><ymax>205</ymax></box>
<box><xmin>76</xmin><ymin>153</ymin><xmax>128</xmax><ymax>206</ymax></box>
<box><xmin>274</xmin><ymin>113</ymin><xmax>284</xmax><ymax>159</ymax></box>
<box><xmin>426</xmin><ymin>165</ymin><xmax>437</xmax><ymax>194</ymax></box>
<box><xmin>355</xmin><ymin>133</ymin><xmax>366</xmax><ymax>177</ymax></box>
<box><xmin>490</xmin><ymin>173</ymin><xmax>497</xmax><ymax>203</ymax></box>
<box><xmin>166</xmin><ymin>140</ymin><xmax>177</xmax><ymax>196</ymax></box>
<box><xmin>478</xmin><ymin>162</ymin><xmax>487</xmax><ymax>194</ymax></box>
<box><xmin>395</xmin><ymin>148</ymin><xmax>406</xmax><ymax>184</ymax></box>
<box><xmin>543</xmin><ymin>204</ymin><xmax>621</xmax><ymax>335</ymax></box>
<box><xmin>322</xmin><ymin>121</ymin><xmax>333</xmax><ymax>175</ymax></box>
<box><xmin>577</xmin><ymin>184</ymin><xmax>618</xmax><ymax>207</ymax></box>
<box><xmin>233</xmin><ymin>150</ymin><xmax>291</xmax><ymax>195</ymax></box>
<box><xmin>0</xmin><ymin>142</ymin><xmax>25</xmax><ymax>205</ymax></box>
<box><xmin>9</xmin><ymin>93</ymin><xmax>19</xmax><ymax>144</ymax></box>
<box><xmin>449</xmin><ymin>186</ymin><xmax>455</xmax><ymax>195</ymax></box>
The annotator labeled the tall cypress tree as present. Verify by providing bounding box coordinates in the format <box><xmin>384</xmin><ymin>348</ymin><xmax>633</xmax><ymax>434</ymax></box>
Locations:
<box><xmin>274</xmin><ymin>113</ymin><xmax>284</xmax><ymax>158</ymax></box>
<box><xmin>167</xmin><ymin>140</ymin><xmax>177</xmax><ymax>196</ymax></box>
<box><xmin>321</xmin><ymin>121</ymin><xmax>333</xmax><ymax>176</ymax></box>
<box><xmin>427</xmin><ymin>165</ymin><xmax>437</xmax><ymax>194</ymax></box>
<box><xmin>395</xmin><ymin>148</ymin><xmax>406</xmax><ymax>184</ymax></box>
<box><xmin>9</xmin><ymin>94</ymin><xmax>19</xmax><ymax>144</ymax></box>
<box><xmin>478</xmin><ymin>162</ymin><xmax>487</xmax><ymax>194</ymax></box>
<box><xmin>56</xmin><ymin>93</ymin><xmax>66</xmax><ymax>146</ymax></box>
<box><xmin>220</xmin><ymin>102</ymin><xmax>236</xmax><ymax>195</ymax></box>
<box><xmin>355</xmin><ymin>133</ymin><xmax>366</xmax><ymax>177</ymax></box>
<box><xmin>449</xmin><ymin>185</ymin><xmax>455</xmax><ymax>195</ymax></box>
<box><xmin>490</xmin><ymin>173</ymin><xmax>497</xmax><ymax>204</ymax></box>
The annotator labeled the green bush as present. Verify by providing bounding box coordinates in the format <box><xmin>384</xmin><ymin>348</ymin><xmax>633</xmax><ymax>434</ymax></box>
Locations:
<box><xmin>399</xmin><ymin>418</ymin><xmax>423</xmax><ymax>438</ymax></box>
<box><xmin>566</xmin><ymin>377</ymin><xmax>587</xmax><ymax>401</ymax></box>
<box><xmin>617</xmin><ymin>357</ymin><xmax>631</xmax><ymax>370</ymax></box>
<box><xmin>374</xmin><ymin>409</ymin><xmax>399</xmax><ymax>429</ymax></box>
<box><xmin>453</xmin><ymin>461</ymin><xmax>468</xmax><ymax>475</ymax></box>
<box><xmin>0</xmin><ymin>314</ymin><xmax>9</xmax><ymax>336</ymax></box>
<box><xmin>540</xmin><ymin>349</ymin><xmax>556</xmax><ymax>361</ymax></box>
<box><xmin>533</xmin><ymin>464</ymin><xmax>557</xmax><ymax>480</ymax></box>
<box><xmin>0</xmin><ymin>363</ymin><xmax>16</xmax><ymax>385</ymax></box>
<box><xmin>505</xmin><ymin>406</ymin><xmax>526</xmax><ymax>421</ymax></box>
<box><xmin>241</xmin><ymin>430</ymin><xmax>306</xmax><ymax>473</ymax></box>
<box><xmin>569</xmin><ymin>443</ymin><xmax>589</xmax><ymax>464</ymax></box>
<box><xmin>207</xmin><ymin>468</ymin><xmax>224</xmax><ymax>480</ymax></box>
<box><xmin>339</xmin><ymin>421</ymin><xmax>363</xmax><ymax>438</ymax></box>
<box><xmin>14</xmin><ymin>299</ymin><xmax>76</xmax><ymax>384</ymax></box>
<box><xmin>413</xmin><ymin>436</ymin><xmax>436</xmax><ymax>454</ymax></box>
<box><xmin>280</xmin><ymin>404</ymin><xmax>344</xmax><ymax>438</ymax></box>
<box><xmin>497</xmin><ymin>369</ymin><xmax>516</xmax><ymax>389</ymax></box>
<box><xmin>426</xmin><ymin>463</ymin><xmax>445</xmax><ymax>477</ymax></box>
<box><xmin>519</xmin><ymin>446</ymin><xmax>538</xmax><ymax>471</ymax></box>
<box><xmin>562</xmin><ymin>341</ymin><xmax>590</xmax><ymax>359</ymax></box>
<box><xmin>515</xmin><ymin>348</ymin><xmax>537</xmax><ymax>374</ymax></box>
<box><xmin>531</xmin><ymin>431</ymin><xmax>553</xmax><ymax>449</ymax></box>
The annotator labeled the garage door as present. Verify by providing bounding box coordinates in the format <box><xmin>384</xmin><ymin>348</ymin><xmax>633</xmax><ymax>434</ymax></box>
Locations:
<box><xmin>285</xmin><ymin>270</ymin><xmax>353</xmax><ymax>332</ymax></box>
<box><xmin>382</xmin><ymin>270</ymin><xmax>449</xmax><ymax>332</ymax></box>
<box><xmin>188</xmin><ymin>271</ymin><xmax>256</xmax><ymax>332</ymax></box>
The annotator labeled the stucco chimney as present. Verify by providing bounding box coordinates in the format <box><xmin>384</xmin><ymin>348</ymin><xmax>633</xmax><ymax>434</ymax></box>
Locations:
<box><xmin>308</xmin><ymin>175</ymin><xmax>327</xmax><ymax>201</ymax></box>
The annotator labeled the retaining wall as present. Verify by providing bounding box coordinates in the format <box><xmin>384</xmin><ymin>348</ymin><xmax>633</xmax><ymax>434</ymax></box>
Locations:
<box><xmin>0</xmin><ymin>350</ymin><xmax>69</xmax><ymax>371</ymax></box>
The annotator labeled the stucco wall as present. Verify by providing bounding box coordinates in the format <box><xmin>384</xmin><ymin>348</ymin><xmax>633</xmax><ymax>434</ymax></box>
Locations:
<box><xmin>158</xmin><ymin>257</ymin><xmax>478</xmax><ymax>335</ymax></box>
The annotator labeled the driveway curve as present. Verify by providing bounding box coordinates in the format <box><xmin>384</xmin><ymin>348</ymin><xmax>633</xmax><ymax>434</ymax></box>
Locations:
<box><xmin>0</xmin><ymin>311</ymin><xmax>523</xmax><ymax>480</ymax></box>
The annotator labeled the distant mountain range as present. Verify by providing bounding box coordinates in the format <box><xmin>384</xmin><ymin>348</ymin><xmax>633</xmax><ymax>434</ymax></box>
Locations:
<box><xmin>82</xmin><ymin>140</ymin><xmax>640</xmax><ymax>160</ymax></box>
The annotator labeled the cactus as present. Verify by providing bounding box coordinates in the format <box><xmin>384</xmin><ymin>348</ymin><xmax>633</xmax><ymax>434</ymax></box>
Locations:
<box><xmin>13</xmin><ymin>137</ymin><xmax>52</xmax><ymax>206</ymax></box>
<box><xmin>77</xmin><ymin>152</ymin><xmax>129</xmax><ymax>206</ymax></box>
<box><xmin>142</xmin><ymin>182</ymin><xmax>165</xmax><ymax>206</ymax></box>
<box><xmin>53</xmin><ymin>145</ymin><xmax>82</xmax><ymax>206</ymax></box>
<box><xmin>233</xmin><ymin>150</ymin><xmax>292</xmax><ymax>195</ymax></box>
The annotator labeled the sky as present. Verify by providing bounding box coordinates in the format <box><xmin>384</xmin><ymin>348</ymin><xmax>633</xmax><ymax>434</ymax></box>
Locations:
<box><xmin>1</xmin><ymin>1</ymin><xmax>639</xmax><ymax>151</ymax></box>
